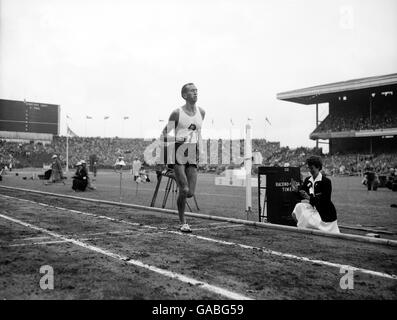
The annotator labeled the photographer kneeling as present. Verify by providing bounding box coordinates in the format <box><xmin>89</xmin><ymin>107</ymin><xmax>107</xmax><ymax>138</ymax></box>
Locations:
<box><xmin>72</xmin><ymin>160</ymin><xmax>88</xmax><ymax>192</ymax></box>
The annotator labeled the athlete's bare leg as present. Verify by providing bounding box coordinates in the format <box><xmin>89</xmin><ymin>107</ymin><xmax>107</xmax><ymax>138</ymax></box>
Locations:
<box><xmin>173</xmin><ymin>164</ymin><xmax>189</xmax><ymax>224</ymax></box>
<box><xmin>185</xmin><ymin>165</ymin><xmax>197</xmax><ymax>198</ymax></box>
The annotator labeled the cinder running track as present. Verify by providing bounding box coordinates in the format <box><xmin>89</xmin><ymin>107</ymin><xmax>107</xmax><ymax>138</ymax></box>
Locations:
<box><xmin>0</xmin><ymin>189</ymin><xmax>396</xmax><ymax>299</ymax></box>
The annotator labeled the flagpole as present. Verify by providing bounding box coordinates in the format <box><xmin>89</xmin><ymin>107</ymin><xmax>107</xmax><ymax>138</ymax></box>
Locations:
<box><xmin>264</xmin><ymin>117</ymin><xmax>271</xmax><ymax>139</ymax></box>
<box><xmin>122</xmin><ymin>117</ymin><xmax>129</xmax><ymax>138</ymax></box>
<box><xmin>66</xmin><ymin>135</ymin><xmax>69</xmax><ymax>173</ymax></box>
<box><xmin>245</xmin><ymin>122</ymin><xmax>252</xmax><ymax>219</ymax></box>
<box><xmin>66</xmin><ymin>116</ymin><xmax>70</xmax><ymax>173</ymax></box>
<box><xmin>229</xmin><ymin>119</ymin><xmax>233</xmax><ymax>149</ymax></box>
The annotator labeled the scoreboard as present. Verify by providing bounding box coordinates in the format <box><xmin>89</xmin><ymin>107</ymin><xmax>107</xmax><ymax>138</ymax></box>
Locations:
<box><xmin>0</xmin><ymin>99</ymin><xmax>59</xmax><ymax>135</ymax></box>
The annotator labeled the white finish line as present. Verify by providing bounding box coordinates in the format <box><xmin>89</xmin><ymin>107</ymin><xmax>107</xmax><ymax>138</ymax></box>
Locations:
<box><xmin>0</xmin><ymin>212</ymin><xmax>252</xmax><ymax>300</ymax></box>
<box><xmin>2</xmin><ymin>194</ymin><xmax>396</xmax><ymax>281</ymax></box>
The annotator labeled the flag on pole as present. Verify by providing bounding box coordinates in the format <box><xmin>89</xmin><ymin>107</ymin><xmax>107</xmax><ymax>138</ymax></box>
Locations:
<box><xmin>123</xmin><ymin>116</ymin><xmax>129</xmax><ymax>120</ymax></box>
<box><xmin>104</xmin><ymin>116</ymin><xmax>109</xmax><ymax>120</ymax></box>
<box><xmin>86</xmin><ymin>115</ymin><xmax>93</xmax><ymax>119</ymax></box>
<box><xmin>67</xmin><ymin>125</ymin><xmax>78</xmax><ymax>137</ymax></box>
<box><xmin>66</xmin><ymin>114</ymin><xmax>72</xmax><ymax>120</ymax></box>
<box><xmin>265</xmin><ymin>117</ymin><xmax>272</xmax><ymax>125</ymax></box>
<box><xmin>230</xmin><ymin>118</ymin><xmax>234</xmax><ymax>126</ymax></box>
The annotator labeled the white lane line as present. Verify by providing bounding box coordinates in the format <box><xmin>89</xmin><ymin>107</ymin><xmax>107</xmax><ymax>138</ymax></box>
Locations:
<box><xmin>10</xmin><ymin>237</ymin><xmax>104</xmax><ymax>247</ymax></box>
<box><xmin>208</xmin><ymin>222</ymin><xmax>233</xmax><ymax>226</ymax></box>
<box><xmin>0</xmin><ymin>213</ymin><xmax>252</xmax><ymax>300</ymax></box>
<box><xmin>20</xmin><ymin>236</ymin><xmax>52</xmax><ymax>241</ymax></box>
<box><xmin>91</xmin><ymin>230</ymin><xmax>134</xmax><ymax>235</ymax></box>
<box><xmin>14</xmin><ymin>230</ymin><xmax>136</xmax><ymax>242</ymax></box>
<box><xmin>94</xmin><ymin>183</ymin><xmax>247</xmax><ymax>198</ymax></box>
<box><xmin>191</xmin><ymin>224</ymin><xmax>244</xmax><ymax>231</ymax></box>
<box><xmin>70</xmin><ymin>230</ymin><xmax>137</xmax><ymax>237</ymax></box>
<box><xmin>167</xmin><ymin>231</ymin><xmax>397</xmax><ymax>280</ymax></box>
<box><xmin>1</xmin><ymin>194</ymin><xmax>165</xmax><ymax>231</ymax></box>
<box><xmin>9</xmin><ymin>231</ymin><xmax>166</xmax><ymax>247</ymax></box>
<box><xmin>2</xmin><ymin>194</ymin><xmax>397</xmax><ymax>280</ymax></box>
<box><xmin>10</xmin><ymin>240</ymin><xmax>71</xmax><ymax>246</ymax></box>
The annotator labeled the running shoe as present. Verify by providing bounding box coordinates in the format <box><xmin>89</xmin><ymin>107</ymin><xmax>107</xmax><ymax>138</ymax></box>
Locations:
<box><xmin>180</xmin><ymin>223</ymin><xmax>192</xmax><ymax>233</ymax></box>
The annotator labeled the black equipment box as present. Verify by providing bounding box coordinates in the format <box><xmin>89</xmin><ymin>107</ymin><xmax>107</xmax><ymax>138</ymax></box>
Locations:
<box><xmin>257</xmin><ymin>166</ymin><xmax>301</xmax><ymax>226</ymax></box>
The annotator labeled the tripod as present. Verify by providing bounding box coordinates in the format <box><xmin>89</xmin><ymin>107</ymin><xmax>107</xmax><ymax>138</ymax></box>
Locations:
<box><xmin>150</xmin><ymin>168</ymin><xmax>200</xmax><ymax>211</ymax></box>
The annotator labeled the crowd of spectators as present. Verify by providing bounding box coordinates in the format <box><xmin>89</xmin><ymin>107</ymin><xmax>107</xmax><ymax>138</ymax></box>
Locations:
<box><xmin>314</xmin><ymin>109</ymin><xmax>397</xmax><ymax>133</ymax></box>
<box><xmin>51</xmin><ymin>136</ymin><xmax>153</xmax><ymax>168</ymax></box>
<box><xmin>0</xmin><ymin>137</ymin><xmax>281</xmax><ymax>169</ymax></box>
<box><xmin>0</xmin><ymin>137</ymin><xmax>154</xmax><ymax>170</ymax></box>
<box><xmin>1</xmin><ymin>137</ymin><xmax>396</xmax><ymax>177</ymax></box>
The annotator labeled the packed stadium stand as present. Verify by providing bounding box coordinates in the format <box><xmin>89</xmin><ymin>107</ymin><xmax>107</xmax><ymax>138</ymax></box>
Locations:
<box><xmin>313</xmin><ymin>105</ymin><xmax>397</xmax><ymax>133</ymax></box>
<box><xmin>277</xmin><ymin>73</ymin><xmax>397</xmax><ymax>155</ymax></box>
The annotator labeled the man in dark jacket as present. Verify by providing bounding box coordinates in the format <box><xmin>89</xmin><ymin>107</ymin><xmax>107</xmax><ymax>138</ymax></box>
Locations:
<box><xmin>364</xmin><ymin>160</ymin><xmax>376</xmax><ymax>191</ymax></box>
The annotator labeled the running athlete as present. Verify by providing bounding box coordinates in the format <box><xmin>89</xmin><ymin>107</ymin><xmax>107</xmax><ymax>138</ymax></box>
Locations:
<box><xmin>160</xmin><ymin>83</ymin><xmax>205</xmax><ymax>232</ymax></box>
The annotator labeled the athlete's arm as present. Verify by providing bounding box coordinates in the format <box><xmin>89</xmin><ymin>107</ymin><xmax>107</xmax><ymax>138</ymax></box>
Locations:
<box><xmin>160</xmin><ymin>109</ymin><xmax>179</xmax><ymax>143</ymax></box>
<box><xmin>199</xmin><ymin>107</ymin><xmax>206</xmax><ymax>120</ymax></box>
<box><xmin>198</xmin><ymin>107</ymin><xmax>206</xmax><ymax>161</ymax></box>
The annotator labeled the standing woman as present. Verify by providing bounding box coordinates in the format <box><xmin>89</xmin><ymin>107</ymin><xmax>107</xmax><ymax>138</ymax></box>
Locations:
<box><xmin>47</xmin><ymin>154</ymin><xmax>65</xmax><ymax>185</ymax></box>
<box><xmin>291</xmin><ymin>155</ymin><xmax>340</xmax><ymax>233</ymax></box>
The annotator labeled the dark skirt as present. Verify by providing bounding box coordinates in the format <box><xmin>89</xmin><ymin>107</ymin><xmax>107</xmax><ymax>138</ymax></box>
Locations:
<box><xmin>72</xmin><ymin>178</ymin><xmax>88</xmax><ymax>191</ymax></box>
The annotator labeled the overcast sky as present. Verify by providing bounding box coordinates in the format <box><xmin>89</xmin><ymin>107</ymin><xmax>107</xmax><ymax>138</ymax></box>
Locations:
<box><xmin>1</xmin><ymin>0</ymin><xmax>396</xmax><ymax>150</ymax></box>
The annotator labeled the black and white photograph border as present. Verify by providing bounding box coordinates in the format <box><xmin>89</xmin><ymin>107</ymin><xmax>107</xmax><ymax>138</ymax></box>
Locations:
<box><xmin>0</xmin><ymin>0</ymin><xmax>396</xmax><ymax>312</ymax></box>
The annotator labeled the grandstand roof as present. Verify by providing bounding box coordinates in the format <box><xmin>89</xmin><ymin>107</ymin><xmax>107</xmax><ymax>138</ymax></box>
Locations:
<box><xmin>277</xmin><ymin>73</ymin><xmax>397</xmax><ymax>105</ymax></box>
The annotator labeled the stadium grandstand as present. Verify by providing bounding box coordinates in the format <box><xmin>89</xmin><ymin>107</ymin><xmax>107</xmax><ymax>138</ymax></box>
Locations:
<box><xmin>277</xmin><ymin>73</ymin><xmax>397</xmax><ymax>155</ymax></box>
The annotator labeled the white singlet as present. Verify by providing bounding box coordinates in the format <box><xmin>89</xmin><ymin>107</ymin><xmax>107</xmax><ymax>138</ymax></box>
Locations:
<box><xmin>175</xmin><ymin>107</ymin><xmax>203</xmax><ymax>143</ymax></box>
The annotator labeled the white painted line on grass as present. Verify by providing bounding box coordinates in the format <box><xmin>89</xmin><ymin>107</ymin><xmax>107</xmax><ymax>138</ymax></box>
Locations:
<box><xmin>0</xmin><ymin>212</ymin><xmax>252</xmax><ymax>300</ymax></box>
<box><xmin>2</xmin><ymin>194</ymin><xmax>396</xmax><ymax>281</ymax></box>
